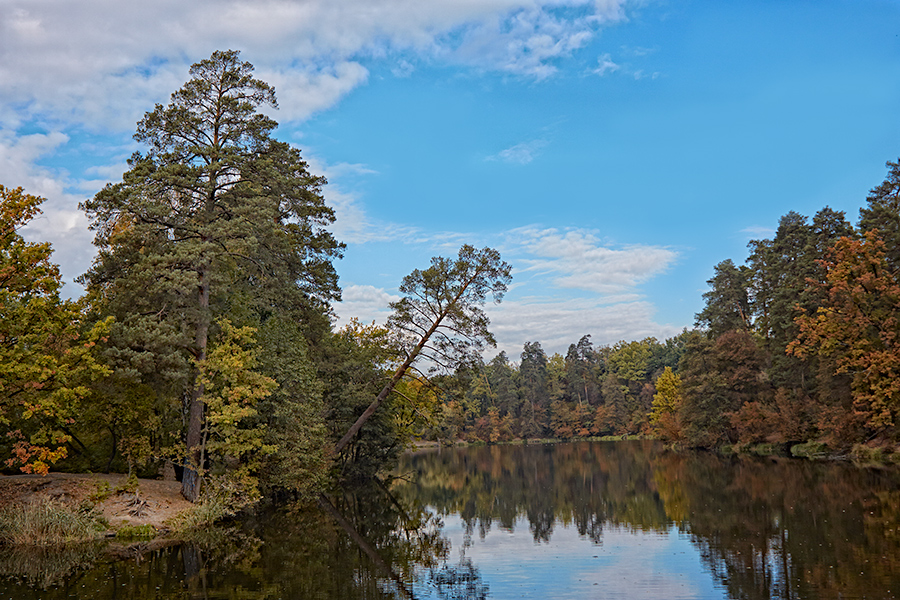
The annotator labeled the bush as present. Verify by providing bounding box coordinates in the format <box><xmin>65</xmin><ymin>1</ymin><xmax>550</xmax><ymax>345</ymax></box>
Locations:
<box><xmin>850</xmin><ymin>444</ymin><xmax>887</xmax><ymax>465</ymax></box>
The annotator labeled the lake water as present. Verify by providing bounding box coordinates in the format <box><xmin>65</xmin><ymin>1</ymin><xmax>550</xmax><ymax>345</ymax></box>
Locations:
<box><xmin>3</xmin><ymin>441</ymin><xmax>900</xmax><ymax>599</ymax></box>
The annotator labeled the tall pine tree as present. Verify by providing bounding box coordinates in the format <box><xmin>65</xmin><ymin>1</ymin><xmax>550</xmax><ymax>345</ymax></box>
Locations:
<box><xmin>80</xmin><ymin>50</ymin><xmax>342</xmax><ymax>501</ymax></box>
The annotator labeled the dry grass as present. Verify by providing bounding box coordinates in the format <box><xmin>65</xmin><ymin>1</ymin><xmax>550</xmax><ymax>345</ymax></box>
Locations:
<box><xmin>0</xmin><ymin>497</ymin><xmax>106</xmax><ymax>546</ymax></box>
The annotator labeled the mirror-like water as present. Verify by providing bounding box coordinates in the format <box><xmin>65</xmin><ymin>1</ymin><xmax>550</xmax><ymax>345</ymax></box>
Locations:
<box><xmin>3</xmin><ymin>441</ymin><xmax>899</xmax><ymax>599</ymax></box>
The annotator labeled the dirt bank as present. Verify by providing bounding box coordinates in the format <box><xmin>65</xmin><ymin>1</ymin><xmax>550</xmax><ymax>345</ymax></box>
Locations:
<box><xmin>0</xmin><ymin>472</ymin><xmax>193</xmax><ymax>534</ymax></box>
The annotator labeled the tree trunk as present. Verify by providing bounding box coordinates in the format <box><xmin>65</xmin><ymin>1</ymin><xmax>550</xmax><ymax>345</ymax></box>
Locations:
<box><xmin>333</xmin><ymin>300</ymin><xmax>459</xmax><ymax>455</ymax></box>
<box><xmin>182</xmin><ymin>264</ymin><xmax>210</xmax><ymax>502</ymax></box>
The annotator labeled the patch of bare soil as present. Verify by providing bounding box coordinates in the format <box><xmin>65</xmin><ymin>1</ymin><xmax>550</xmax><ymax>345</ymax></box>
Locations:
<box><xmin>0</xmin><ymin>472</ymin><xmax>193</xmax><ymax>534</ymax></box>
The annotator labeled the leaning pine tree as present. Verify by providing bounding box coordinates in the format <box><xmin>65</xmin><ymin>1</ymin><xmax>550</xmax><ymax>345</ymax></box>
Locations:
<box><xmin>81</xmin><ymin>50</ymin><xmax>343</xmax><ymax>501</ymax></box>
<box><xmin>333</xmin><ymin>245</ymin><xmax>511</xmax><ymax>456</ymax></box>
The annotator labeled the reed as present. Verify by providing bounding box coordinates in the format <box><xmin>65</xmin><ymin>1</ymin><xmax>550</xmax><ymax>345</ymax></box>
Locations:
<box><xmin>0</xmin><ymin>498</ymin><xmax>105</xmax><ymax>546</ymax></box>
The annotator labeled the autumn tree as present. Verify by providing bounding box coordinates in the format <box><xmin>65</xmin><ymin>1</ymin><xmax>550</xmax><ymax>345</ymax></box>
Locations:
<box><xmin>649</xmin><ymin>366</ymin><xmax>683</xmax><ymax>440</ymax></box>
<box><xmin>80</xmin><ymin>50</ymin><xmax>342</xmax><ymax>500</ymax></box>
<box><xmin>678</xmin><ymin>329</ymin><xmax>770</xmax><ymax>447</ymax></box>
<box><xmin>789</xmin><ymin>231</ymin><xmax>900</xmax><ymax>437</ymax></box>
<box><xmin>0</xmin><ymin>185</ymin><xmax>110</xmax><ymax>474</ymax></box>
<box><xmin>747</xmin><ymin>209</ymin><xmax>852</xmax><ymax>390</ymax></box>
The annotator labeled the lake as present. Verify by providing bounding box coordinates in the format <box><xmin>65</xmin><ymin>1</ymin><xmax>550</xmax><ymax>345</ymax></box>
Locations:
<box><xmin>3</xmin><ymin>441</ymin><xmax>899</xmax><ymax>599</ymax></box>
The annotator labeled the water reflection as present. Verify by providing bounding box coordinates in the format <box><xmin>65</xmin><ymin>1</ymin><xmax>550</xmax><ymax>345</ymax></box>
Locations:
<box><xmin>2</xmin><ymin>441</ymin><xmax>900</xmax><ymax>599</ymax></box>
<box><xmin>394</xmin><ymin>442</ymin><xmax>900</xmax><ymax>599</ymax></box>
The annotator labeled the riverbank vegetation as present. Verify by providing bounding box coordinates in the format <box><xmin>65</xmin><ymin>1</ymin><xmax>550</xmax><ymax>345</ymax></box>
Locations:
<box><xmin>3</xmin><ymin>48</ymin><xmax>900</xmax><ymax>532</ymax></box>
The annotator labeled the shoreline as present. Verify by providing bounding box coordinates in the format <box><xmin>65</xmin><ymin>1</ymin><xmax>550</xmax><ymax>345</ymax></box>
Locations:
<box><xmin>0</xmin><ymin>472</ymin><xmax>193</xmax><ymax>542</ymax></box>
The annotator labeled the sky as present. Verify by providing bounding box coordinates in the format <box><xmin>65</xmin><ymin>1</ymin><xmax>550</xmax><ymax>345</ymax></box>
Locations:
<box><xmin>3</xmin><ymin>0</ymin><xmax>900</xmax><ymax>358</ymax></box>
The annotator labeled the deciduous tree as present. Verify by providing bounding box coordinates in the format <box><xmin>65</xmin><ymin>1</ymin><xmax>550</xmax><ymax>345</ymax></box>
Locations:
<box><xmin>789</xmin><ymin>232</ymin><xmax>900</xmax><ymax>435</ymax></box>
<box><xmin>0</xmin><ymin>185</ymin><xmax>110</xmax><ymax>474</ymax></box>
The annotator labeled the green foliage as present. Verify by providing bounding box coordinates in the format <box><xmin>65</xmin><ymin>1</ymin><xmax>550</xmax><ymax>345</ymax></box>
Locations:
<box><xmin>678</xmin><ymin>329</ymin><xmax>769</xmax><ymax>447</ymax></box>
<box><xmin>791</xmin><ymin>441</ymin><xmax>828</xmax><ymax>459</ymax></box>
<box><xmin>322</xmin><ymin>321</ymin><xmax>406</xmax><ymax>481</ymax></box>
<box><xmin>0</xmin><ymin>185</ymin><xmax>111</xmax><ymax>474</ymax></box>
<box><xmin>695</xmin><ymin>259</ymin><xmax>751</xmax><ymax>336</ymax></box>
<box><xmin>256</xmin><ymin>316</ymin><xmax>329</xmax><ymax>498</ymax></box>
<box><xmin>388</xmin><ymin>245</ymin><xmax>512</xmax><ymax>370</ymax></box>
<box><xmin>87</xmin><ymin>480</ymin><xmax>112</xmax><ymax>504</ymax></box>
<box><xmin>332</xmin><ymin>245</ymin><xmax>511</xmax><ymax>459</ymax></box>
<box><xmin>114</xmin><ymin>472</ymin><xmax>139</xmax><ymax>495</ymax></box>
<box><xmin>608</xmin><ymin>338</ymin><xmax>656</xmax><ymax>382</ymax></box>
<box><xmin>859</xmin><ymin>158</ymin><xmax>900</xmax><ymax>271</ymax></box>
<box><xmin>114</xmin><ymin>524</ymin><xmax>156</xmax><ymax>540</ymax></box>
<box><xmin>197</xmin><ymin>319</ymin><xmax>277</xmax><ymax>500</ymax></box>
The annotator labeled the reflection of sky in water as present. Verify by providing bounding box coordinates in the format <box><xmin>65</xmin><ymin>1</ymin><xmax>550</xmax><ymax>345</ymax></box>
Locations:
<box><xmin>422</xmin><ymin>515</ymin><xmax>726</xmax><ymax>600</ymax></box>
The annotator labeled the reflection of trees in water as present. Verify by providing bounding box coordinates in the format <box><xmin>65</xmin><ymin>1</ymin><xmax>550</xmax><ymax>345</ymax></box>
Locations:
<box><xmin>0</xmin><ymin>482</ymin><xmax>468</xmax><ymax>600</ymax></box>
<box><xmin>654</xmin><ymin>452</ymin><xmax>900</xmax><ymax>600</ymax></box>
<box><xmin>430</xmin><ymin>558</ymin><xmax>489</xmax><ymax>600</ymax></box>
<box><xmin>0</xmin><ymin>543</ymin><xmax>103</xmax><ymax>590</ymax></box>
<box><xmin>7</xmin><ymin>443</ymin><xmax>900</xmax><ymax>599</ymax></box>
<box><xmin>398</xmin><ymin>441</ymin><xmax>900</xmax><ymax>600</ymax></box>
<box><xmin>317</xmin><ymin>483</ymin><xmax>493</xmax><ymax>600</ymax></box>
<box><xmin>395</xmin><ymin>441</ymin><xmax>672</xmax><ymax>545</ymax></box>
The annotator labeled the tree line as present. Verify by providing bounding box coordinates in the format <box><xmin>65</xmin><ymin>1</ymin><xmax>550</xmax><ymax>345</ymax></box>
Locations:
<box><xmin>417</xmin><ymin>160</ymin><xmax>900</xmax><ymax>453</ymax></box>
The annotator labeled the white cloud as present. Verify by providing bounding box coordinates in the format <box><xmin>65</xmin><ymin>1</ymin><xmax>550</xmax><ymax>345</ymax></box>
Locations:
<box><xmin>303</xmin><ymin>154</ymin><xmax>421</xmax><ymax>244</ymax></box>
<box><xmin>505</xmin><ymin>226</ymin><xmax>677</xmax><ymax>294</ymax></box>
<box><xmin>485</xmin><ymin>296</ymin><xmax>680</xmax><ymax>357</ymax></box>
<box><xmin>0</xmin><ymin>0</ymin><xmax>634</xmax><ymax>295</ymax></box>
<box><xmin>472</xmin><ymin>226</ymin><xmax>681</xmax><ymax>354</ymax></box>
<box><xmin>488</xmin><ymin>139</ymin><xmax>549</xmax><ymax>164</ymax></box>
<box><xmin>0</xmin><ymin>130</ymin><xmax>96</xmax><ymax>292</ymax></box>
<box><xmin>1</xmin><ymin>0</ymin><xmax>630</xmax><ymax>129</ymax></box>
<box><xmin>328</xmin><ymin>225</ymin><xmax>681</xmax><ymax>357</ymax></box>
<box><xmin>333</xmin><ymin>284</ymin><xmax>400</xmax><ymax>328</ymax></box>
<box><xmin>392</xmin><ymin>59</ymin><xmax>417</xmax><ymax>78</ymax></box>
<box><xmin>259</xmin><ymin>62</ymin><xmax>371</xmax><ymax>122</ymax></box>
<box><xmin>593</xmin><ymin>52</ymin><xmax>620</xmax><ymax>76</ymax></box>
<box><xmin>741</xmin><ymin>225</ymin><xmax>776</xmax><ymax>238</ymax></box>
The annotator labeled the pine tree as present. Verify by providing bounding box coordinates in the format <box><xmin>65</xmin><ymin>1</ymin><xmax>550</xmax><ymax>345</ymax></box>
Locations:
<box><xmin>80</xmin><ymin>50</ymin><xmax>342</xmax><ymax>501</ymax></box>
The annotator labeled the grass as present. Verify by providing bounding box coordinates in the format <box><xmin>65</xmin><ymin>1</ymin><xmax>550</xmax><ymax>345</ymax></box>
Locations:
<box><xmin>0</xmin><ymin>498</ymin><xmax>106</xmax><ymax>546</ymax></box>
<box><xmin>115</xmin><ymin>523</ymin><xmax>157</xmax><ymax>540</ymax></box>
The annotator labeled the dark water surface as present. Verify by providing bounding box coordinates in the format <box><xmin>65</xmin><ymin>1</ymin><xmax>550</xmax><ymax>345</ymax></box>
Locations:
<box><xmin>3</xmin><ymin>441</ymin><xmax>900</xmax><ymax>599</ymax></box>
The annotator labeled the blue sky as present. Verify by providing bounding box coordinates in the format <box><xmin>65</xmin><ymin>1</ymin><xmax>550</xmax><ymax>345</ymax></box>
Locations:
<box><xmin>3</xmin><ymin>0</ymin><xmax>899</xmax><ymax>357</ymax></box>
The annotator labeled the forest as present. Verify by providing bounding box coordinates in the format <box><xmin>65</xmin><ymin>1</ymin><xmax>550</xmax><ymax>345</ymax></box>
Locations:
<box><xmin>3</xmin><ymin>49</ymin><xmax>900</xmax><ymax>509</ymax></box>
